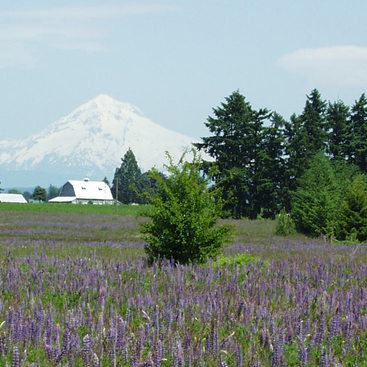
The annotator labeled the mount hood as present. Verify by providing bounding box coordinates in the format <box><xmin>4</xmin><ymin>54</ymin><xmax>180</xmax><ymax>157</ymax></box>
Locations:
<box><xmin>0</xmin><ymin>95</ymin><xmax>199</xmax><ymax>187</ymax></box>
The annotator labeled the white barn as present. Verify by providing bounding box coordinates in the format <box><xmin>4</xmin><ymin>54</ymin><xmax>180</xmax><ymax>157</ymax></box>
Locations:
<box><xmin>49</xmin><ymin>178</ymin><xmax>114</xmax><ymax>205</ymax></box>
<box><xmin>0</xmin><ymin>193</ymin><xmax>27</xmax><ymax>203</ymax></box>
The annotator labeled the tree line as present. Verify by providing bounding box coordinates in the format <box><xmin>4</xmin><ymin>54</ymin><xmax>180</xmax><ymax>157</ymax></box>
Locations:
<box><xmin>194</xmin><ymin>89</ymin><xmax>367</xmax><ymax>222</ymax></box>
<box><xmin>112</xmin><ymin>88</ymin><xmax>366</xmax><ymax>242</ymax></box>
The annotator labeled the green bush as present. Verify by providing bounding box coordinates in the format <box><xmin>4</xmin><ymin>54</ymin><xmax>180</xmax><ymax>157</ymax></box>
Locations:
<box><xmin>275</xmin><ymin>208</ymin><xmax>296</xmax><ymax>236</ymax></box>
<box><xmin>141</xmin><ymin>150</ymin><xmax>230</xmax><ymax>265</ymax></box>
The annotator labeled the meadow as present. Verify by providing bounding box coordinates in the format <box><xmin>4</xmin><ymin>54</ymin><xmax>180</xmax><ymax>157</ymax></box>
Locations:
<box><xmin>0</xmin><ymin>204</ymin><xmax>366</xmax><ymax>366</ymax></box>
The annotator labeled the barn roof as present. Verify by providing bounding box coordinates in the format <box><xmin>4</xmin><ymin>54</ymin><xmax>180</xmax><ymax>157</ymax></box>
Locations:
<box><xmin>49</xmin><ymin>179</ymin><xmax>113</xmax><ymax>202</ymax></box>
<box><xmin>68</xmin><ymin>180</ymin><xmax>113</xmax><ymax>200</ymax></box>
<box><xmin>0</xmin><ymin>193</ymin><xmax>27</xmax><ymax>203</ymax></box>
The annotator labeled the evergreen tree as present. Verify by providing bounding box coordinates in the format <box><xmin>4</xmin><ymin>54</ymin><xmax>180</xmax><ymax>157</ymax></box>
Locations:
<box><xmin>331</xmin><ymin>159</ymin><xmax>360</xmax><ymax>197</ymax></box>
<box><xmin>337</xmin><ymin>175</ymin><xmax>367</xmax><ymax>241</ymax></box>
<box><xmin>291</xmin><ymin>153</ymin><xmax>339</xmax><ymax>238</ymax></box>
<box><xmin>283</xmin><ymin>89</ymin><xmax>327</xmax><ymax>209</ymax></box>
<box><xmin>256</xmin><ymin>112</ymin><xmax>287</xmax><ymax>218</ymax></box>
<box><xmin>102</xmin><ymin>177</ymin><xmax>110</xmax><ymax>187</ymax></box>
<box><xmin>283</xmin><ymin>113</ymin><xmax>303</xmax><ymax>209</ymax></box>
<box><xmin>138</xmin><ymin>170</ymin><xmax>167</xmax><ymax>203</ymax></box>
<box><xmin>346</xmin><ymin>94</ymin><xmax>367</xmax><ymax>172</ymax></box>
<box><xmin>23</xmin><ymin>191</ymin><xmax>31</xmax><ymax>201</ymax></box>
<box><xmin>300</xmin><ymin>89</ymin><xmax>327</xmax><ymax>157</ymax></box>
<box><xmin>247</xmin><ymin>107</ymin><xmax>272</xmax><ymax>218</ymax></box>
<box><xmin>326</xmin><ymin>100</ymin><xmax>349</xmax><ymax>160</ymax></box>
<box><xmin>195</xmin><ymin>91</ymin><xmax>271</xmax><ymax>218</ymax></box>
<box><xmin>47</xmin><ymin>185</ymin><xmax>59</xmax><ymax>201</ymax></box>
<box><xmin>111</xmin><ymin>148</ymin><xmax>142</xmax><ymax>204</ymax></box>
<box><xmin>32</xmin><ymin>186</ymin><xmax>47</xmax><ymax>202</ymax></box>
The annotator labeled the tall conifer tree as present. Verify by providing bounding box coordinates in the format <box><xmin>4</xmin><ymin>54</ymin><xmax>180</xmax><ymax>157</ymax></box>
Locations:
<box><xmin>283</xmin><ymin>89</ymin><xmax>327</xmax><ymax>208</ymax></box>
<box><xmin>300</xmin><ymin>88</ymin><xmax>327</xmax><ymax>158</ymax></box>
<box><xmin>326</xmin><ymin>100</ymin><xmax>349</xmax><ymax>161</ymax></box>
<box><xmin>283</xmin><ymin>113</ymin><xmax>303</xmax><ymax>209</ymax></box>
<box><xmin>346</xmin><ymin>94</ymin><xmax>367</xmax><ymax>172</ymax></box>
<box><xmin>111</xmin><ymin>148</ymin><xmax>142</xmax><ymax>204</ymax></box>
<box><xmin>196</xmin><ymin>91</ymin><xmax>270</xmax><ymax>218</ymax></box>
<box><xmin>257</xmin><ymin>112</ymin><xmax>287</xmax><ymax>217</ymax></box>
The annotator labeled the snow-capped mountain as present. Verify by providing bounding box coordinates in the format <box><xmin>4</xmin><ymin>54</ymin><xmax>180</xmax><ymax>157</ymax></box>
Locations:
<box><xmin>0</xmin><ymin>95</ymin><xmax>199</xmax><ymax>187</ymax></box>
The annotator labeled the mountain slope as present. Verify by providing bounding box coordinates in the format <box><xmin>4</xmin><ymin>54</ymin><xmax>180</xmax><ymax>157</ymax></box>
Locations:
<box><xmin>0</xmin><ymin>95</ymin><xmax>198</xmax><ymax>186</ymax></box>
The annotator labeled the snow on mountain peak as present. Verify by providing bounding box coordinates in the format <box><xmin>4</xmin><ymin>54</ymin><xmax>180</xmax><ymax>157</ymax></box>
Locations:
<box><xmin>0</xmin><ymin>95</ymin><xmax>199</xmax><ymax>186</ymax></box>
<box><xmin>93</xmin><ymin>93</ymin><xmax>117</xmax><ymax>104</ymax></box>
<box><xmin>78</xmin><ymin>94</ymin><xmax>145</xmax><ymax>117</ymax></box>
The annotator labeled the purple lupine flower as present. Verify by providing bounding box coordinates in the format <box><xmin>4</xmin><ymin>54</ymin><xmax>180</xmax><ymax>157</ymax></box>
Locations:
<box><xmin>271</xmin><ymin>338</ymin><xmax>281</xmax><ymax>367</ymax></box>
<box><xmin>124</xmin><ymin>346</ymin><xmax>129</xmax><ymax>364</ymax></box>
<box><xmin>237</xmin><ymin>301</ymin><xmax>245</xmax><ymax>317</ymax></box>
<box><xmin>12</xmin><ymin>346</ymin><xmax>20</xmax><ymax>367</ymax></box>
<box><xmin>92</xmin><ymin>353</ymin><xmax>100</xmax><ymax>367</ymax></box>
<box><xmin>61</xmin><ymin>327</ymin><xmax>71</xmax><ymax>357</ymax></box>
<box><xmin>82</xmin><ymin>335</ymin><xmax>93</xmax><ymax>367</ymax></box>
<box><xmin>44</xmin><ymin>310</ymin><xmax>53</xmax><ymax>345</ymax></box>
<box><xmin>125</xmin><ymin>308</ymin><xmax>131</xmax><ymax>324</ymax></box>
<box><xmin>175</xmin><ymin>337</ymin><xmax>184</xmax><ymax>366</ymax></box>
<box><xmin>345</xmin><ymin>314</ymin><xmax>353</xmax><ymax>351</ymax></box>
<box><xmin>83</xmin><ymin>334</ymin><xmax>92</xmax><ymax>353</ymax></box>
<box><xmin>54</xmin><ymin>324</ymin><xmax>61</xmax><ymax>358</ymax></box>
<box><xmin>97</xmin><ymin>312</ymin><xmax>104</xmax><ymax>333</ymax></box>
<box><xmin>315</xmin><ymin>315</ymin><xmax>326</xmax><ymax>345</ymax></box>
<box><xmin>235</xmin><ymin>343</ymin><xmax>244</xmax><ymax>366</ymax></box>
<box><xmin>44</xmin><ymin>344</ymin><xmax>53</xmax><ymax>362</ymax></box>
<box><xmin>298</xmin><ymin>339</ymin><xmax>308</xmax><ymax>366</ymax></box>
<box><xmin>144</xmin><ymin>323</ymin><xmax>150</xmax><ymax>341</ymax></box>
<box><xmin>0</xmin><ymin>334</ymin><xmax>5</xmax><ymax>356</ymax></box>
<box><xmin>154</xmin><ymin>340</ymin><xmax>163</xmax><ymax>366</ymax></box>
<box><xmin>117</xmin><ymin>318</ymin><xmax>126</xmax><ymax>351</ymax></box>
<box><xmin>320</xmin><ymin>348</ymin><xmax>329</xmax><ymax>367</ymax></box>
<box><xmin>210</xmin><ymin>321</ymin><xmax>219</xmax><ymax>355</ymax></box>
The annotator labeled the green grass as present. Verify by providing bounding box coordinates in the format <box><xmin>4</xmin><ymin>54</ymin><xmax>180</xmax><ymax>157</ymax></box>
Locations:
<box><xmin>0</xmin><ymin>202</ymin><xmax>149</xmax><ymax>216</ymax></box>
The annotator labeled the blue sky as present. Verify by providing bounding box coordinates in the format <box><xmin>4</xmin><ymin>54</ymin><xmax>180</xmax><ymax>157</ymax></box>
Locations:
<box><xmin>1</xmin><ymin>0</ymin><xmax>367</xmax><ymax>140</ymax></box>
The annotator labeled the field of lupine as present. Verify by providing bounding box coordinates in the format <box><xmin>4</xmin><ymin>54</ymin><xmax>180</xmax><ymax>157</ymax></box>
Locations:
<box><xmin>0</xmin><ymin>206</ymin><xmax>367</xmax><ymax>366</ymax></box>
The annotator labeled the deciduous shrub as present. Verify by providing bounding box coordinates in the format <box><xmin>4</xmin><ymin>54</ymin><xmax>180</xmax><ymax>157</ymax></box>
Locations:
<box><xmin>141</xmin><ymin>150</ymin><xmax>230</xmax><ymax>265</ymax></box>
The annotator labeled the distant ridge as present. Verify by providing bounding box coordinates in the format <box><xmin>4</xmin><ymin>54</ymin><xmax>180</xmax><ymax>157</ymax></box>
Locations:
<box><xmin>0</xmin><ymin>95</ymin><xmax>198</xmax><ymax>187</ymax></box>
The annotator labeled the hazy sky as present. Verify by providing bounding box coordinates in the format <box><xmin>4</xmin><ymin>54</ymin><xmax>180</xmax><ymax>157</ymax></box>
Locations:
<box><xmin>1</xmin><ymin>0</ymin><xmax>367</xmax><ymax>140</ymax></box>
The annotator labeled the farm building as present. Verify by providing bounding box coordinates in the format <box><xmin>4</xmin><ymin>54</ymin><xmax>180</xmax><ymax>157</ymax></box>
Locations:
<box><xmin>0</xmin><ymin>193</ymin><xmax>27</xmax><ymax>203</ymax></box>
<box><xmin>49</xmin><ymin>178</ymin><xmax>114</xmax><ymax>205</ymax></box>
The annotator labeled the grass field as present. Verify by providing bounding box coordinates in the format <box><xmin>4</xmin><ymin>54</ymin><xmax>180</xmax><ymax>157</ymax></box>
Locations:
<box><xmin>0</xmin><ymin>202</ymin><xmax>147</xmax><ymax>216</ymax></box>
<box><xmin>0</xmin><ymin>205</ymin><xmax>366</xmax><ymax>366</ymax></box>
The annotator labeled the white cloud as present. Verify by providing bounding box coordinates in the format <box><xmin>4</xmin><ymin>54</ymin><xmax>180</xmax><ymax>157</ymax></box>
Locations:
<box><xmin>0</xmin><ymin>3</ymin><xmax>180</xmax><ymax>69</ymax></box>
<box><xmin>278</xmin><ymin>45</ymin><xmax>367</xmax><ymax>87</ymax></box>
